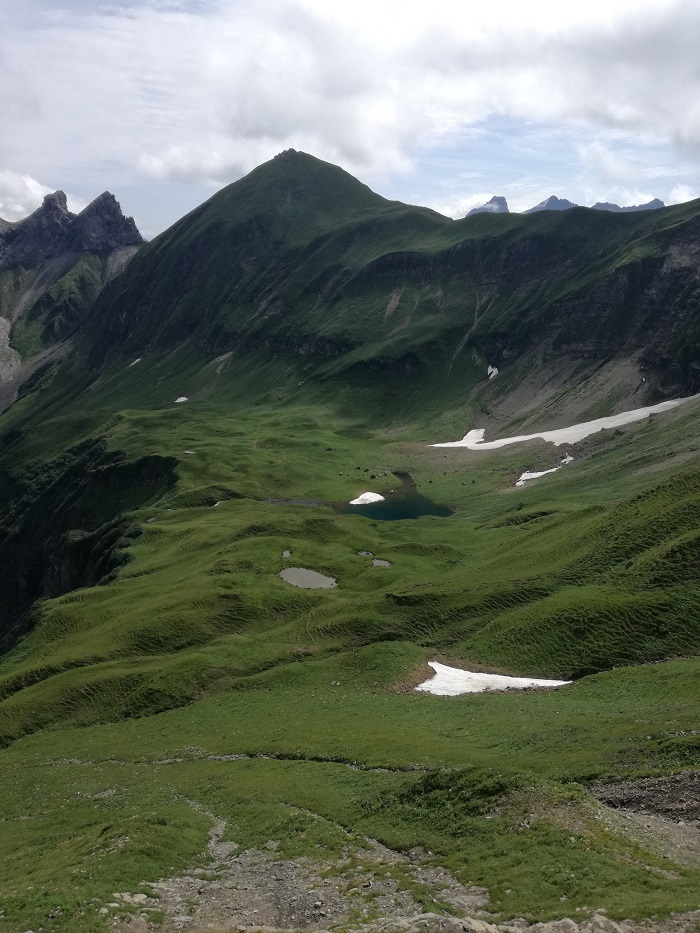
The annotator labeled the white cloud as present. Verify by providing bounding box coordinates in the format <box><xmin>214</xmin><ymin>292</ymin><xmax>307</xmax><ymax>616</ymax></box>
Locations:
<box><xmin>596</xmin><ymin>187</ymin><xmax>658</xmax><ymax>206</ymax></box>
<box><xmin>2</xmin><ymin>0</ymin><xmax>699</xmax><ymax>229</ymax></box>
<box><xmin>0</xmin><ymin>171</ymin><xmax>53</xmax><ymax>222</ymax></box>
<box><xmin>0</xmin><ymin>169</ymin><xmax>86</xmax><ymax>222</ymax></box>
<box><xmin>668</xmin><ymin>184</ymin><xmax>700</xmax><ymax>204</ymax></box>
<box><xmin>580</xmin><ymin>142</ymin><xmax>638</xmax><ymax>184</ymax></box>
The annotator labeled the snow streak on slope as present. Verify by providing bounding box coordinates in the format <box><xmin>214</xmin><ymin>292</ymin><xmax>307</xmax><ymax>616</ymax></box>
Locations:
<box><xmin>432</xmin><ymin>394</ymin><xmax>700</xmax><ymax>450</ymax></box>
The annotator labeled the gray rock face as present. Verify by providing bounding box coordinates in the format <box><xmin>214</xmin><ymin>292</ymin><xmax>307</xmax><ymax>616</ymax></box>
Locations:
<box><xmin>467</xmin><ymin>196</ymin><xmax>509</xmax><ymax>216</ymax></box>
<box><xmin>591</xmin><ymin>198</ymin><xmax>665</xmax><ymax>213</ymax></box>
<box><xmin>523</xmin><ymin>195</ymin><xmax>578</xmax><ymax>214</ymax></box>
<box><xmin>523</xmin><ymin>196</ymin><xmax>664</xmax><ymax>215</ymax></box>
<box><xmin>0</xmin><ymin>190</ymin><xmax>142</xmax><ymax>271</ymax></box>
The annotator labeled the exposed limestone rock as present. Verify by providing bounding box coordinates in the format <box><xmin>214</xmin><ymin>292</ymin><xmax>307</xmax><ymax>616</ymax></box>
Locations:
<box><xmin>0</xmin><ymin>189</ymin><xmax>142</xmax><ymax>271</ymax></box>
<box><xmin>0</xmin><ymin>189</ymin><xmax>143</xmax><ymax>412</ymax></box>
<box><xmin>0</xmin><ymin>317</ymin><xmax>21</xmax><ymax>383</ymax></box>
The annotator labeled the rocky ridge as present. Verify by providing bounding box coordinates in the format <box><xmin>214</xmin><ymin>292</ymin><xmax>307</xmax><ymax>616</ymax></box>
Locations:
<box><xmin>0</xmin><ymin>188</ymin><xmax>143</xmax><ymax>403</ymax></box>
<box><xmin>0</xmin><ymin>190</ymin><xmax>142</xmax><ymax>271</ymax></box>
<box><xmin>591</xmin><ymin>199</ymin><xmax>665</xmax><ymax>213</ymax></box>
<box><xmin>523</xmin><ymin>195</ymin><xmax>579</xmax><ymax>214</ymax></box>
<box><xmin>467</xmin><ymin>196</ymin><xmax>510</xmax><ymax>216</ymax></box>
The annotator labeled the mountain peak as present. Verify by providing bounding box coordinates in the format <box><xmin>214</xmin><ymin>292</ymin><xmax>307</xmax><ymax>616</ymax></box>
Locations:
<box><xmin>523</xmin><ymin>195</ymin><xmax>578</xmax><ymax>214</ymax></box>
<box><xmin>182</xmin><ymin>150</ymin><xmax>389</xmax><ymax>242</ymax></box>
<box><xmin>71</xmin><ymin>192</ymin><xmax>143</xmax><ymax>252</ymax></box>
<box><xmin>0</xmin><ymin>189</ymin><xmax>142</xmax><ymax>271</ymax></box>
<box><xmin>41</xmin><ymin>190</ymin><xmax>70</xmax><ymax>214</ymax></box>
<box><xmin>467</xmin><ymin>195</ymin><xmax>509</xmax><ymax>216</ymax></box>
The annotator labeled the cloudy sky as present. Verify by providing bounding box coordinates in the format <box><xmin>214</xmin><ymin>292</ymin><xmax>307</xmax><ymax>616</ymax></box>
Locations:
<box><xmin>2</xmin><ymin>0</ymin><xmax>699</xmax><ymax>237</ymax></box>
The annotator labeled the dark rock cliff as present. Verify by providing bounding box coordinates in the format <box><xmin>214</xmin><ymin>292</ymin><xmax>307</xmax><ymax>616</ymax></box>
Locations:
<box><xmin>0</xmin><ymin>190</ymin><xmax>143</xmax><ymax>271</ymax></box>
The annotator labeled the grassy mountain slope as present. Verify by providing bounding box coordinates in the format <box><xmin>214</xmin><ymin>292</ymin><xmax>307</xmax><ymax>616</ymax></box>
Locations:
<box><xmin>0</xmin><ymin>154</ymin><xmax>699</xmax><ymax>931</ymax></box>
<box><xmin>1</xmin><ymin>356</ymin><xmax>700</xmax><ymax>931</ymax></box>
<box><xmin>86</xmin><ymin>151</ymin><xmax>700</xmax><ymax>405</ymax></box>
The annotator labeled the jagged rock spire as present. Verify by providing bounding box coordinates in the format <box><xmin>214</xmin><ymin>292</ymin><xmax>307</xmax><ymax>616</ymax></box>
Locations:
<box><xmin>0</xmin><ymin>190</ymin><xmax>142</xmax><ymax>271</ymax></box>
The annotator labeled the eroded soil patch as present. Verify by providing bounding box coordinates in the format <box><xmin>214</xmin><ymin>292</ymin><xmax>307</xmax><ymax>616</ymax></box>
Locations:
<box><xmin>109</xmin><ymin>810</ymin><xmax>487</xmax><ymax>932</ymax></box>
<box><xmin>590</xmin><ymin>771</ymin><xmax>700</xmax><ymax>823</ymax></box>
<box><xmin>590</xmin><ymin>771</ymin><xmax>700</xmax><ymax>869</ymax></box>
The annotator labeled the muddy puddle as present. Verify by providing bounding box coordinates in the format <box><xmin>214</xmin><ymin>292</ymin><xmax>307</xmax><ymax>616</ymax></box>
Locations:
<box><xmin>279</xmin><ymin>567</ymin><xmax>337</xmax><ymax>588</ymax></box>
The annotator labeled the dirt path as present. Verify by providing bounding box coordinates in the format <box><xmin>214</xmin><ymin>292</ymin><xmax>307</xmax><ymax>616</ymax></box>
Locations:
<box><xmin>68</xmin><ymin>764</ymin><xmax>700</xmax><ymax>932</ymax></box>
<box><xmin>109</xmin><ymin>806</ymin><xmax>487</xmax><ymax>932</ymax></box>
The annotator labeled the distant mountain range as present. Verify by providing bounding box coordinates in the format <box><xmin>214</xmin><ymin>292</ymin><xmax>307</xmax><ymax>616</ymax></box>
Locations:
<box><xmin>591</xmin><ymin>198</ymin><xmax>665</xmax><ymax>213</ymax></box>
<box><xmin>468</xmin><ymin>194</ymin><xmax>665</xmax><ymax>217</ymax></box>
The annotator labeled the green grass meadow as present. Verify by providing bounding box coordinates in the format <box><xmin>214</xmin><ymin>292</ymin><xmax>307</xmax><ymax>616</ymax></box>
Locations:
<box><xmin>1</xmin><ymin>350</ymin><xmax>700</xmax><ymax>932</ymax></box>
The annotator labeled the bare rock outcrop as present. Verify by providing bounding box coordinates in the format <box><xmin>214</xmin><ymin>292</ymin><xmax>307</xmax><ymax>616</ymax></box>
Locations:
<box><xmin>0</xmin><ymin>189</ymin><xmax>142</xmax><ymax>271</ymax></box>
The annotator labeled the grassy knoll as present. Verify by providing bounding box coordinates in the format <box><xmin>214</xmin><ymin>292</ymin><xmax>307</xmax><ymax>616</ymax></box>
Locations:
<box><xmin>1</xmin><ymin>350</ymin><xmax>700</xmax><ymax>931</ymax></box>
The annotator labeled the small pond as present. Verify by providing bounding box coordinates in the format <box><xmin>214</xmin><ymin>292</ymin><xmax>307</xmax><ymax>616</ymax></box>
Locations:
<box><xmin>338</xmin><ymin>473</ymin><xmax>453</xmax><ymax>521</ymax></box>
<box><xmin>279</xmin><ymin>567</ymin><xmax>337</xmax><ymax>589</ymax></box>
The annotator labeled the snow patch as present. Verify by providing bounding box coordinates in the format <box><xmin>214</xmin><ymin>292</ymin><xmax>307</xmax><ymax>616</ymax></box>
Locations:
<box><xmin>432</xmin><ymin>394</ymin><xmax>700</xmax><ymax>449</ymax></box>
<box><xmin>349</xmin><ymin>492</ymin><xmax>385</xmax><ymax>505</ymax></box>
<box><xmin>128</xmin><ymin>358</ymin><xmax>141</xmax><ymax>367</ymax></box>
<box><xmin>515</xmin><ymin>453</ymin><xmax>574</xmax><ymax>487</ymax></box>
<box><xmin>487</xmin><ymin>365</ymin><xmax>499</xmax><ymax>380</ymax></box>
<box><xmin>174</xmin><ymin>397</ymin><xmax>188</xmax><ymax>404</ymax></box>
<box><xmin>416</xmin><ymin>661</ymin><xmax>571</xmax><ymax>696</ymax></box>
<box><xmin>515</xmin><ymin>468</ymin><xmax>559</xmax><ymax>487</ymax></box>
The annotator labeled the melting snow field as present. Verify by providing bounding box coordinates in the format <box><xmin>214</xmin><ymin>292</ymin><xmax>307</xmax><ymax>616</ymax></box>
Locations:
<box><xmin>515</xmin><ymin>467</ymin><xmax>560</xmax><ymax>487</ymax></box>
<box><xmin>349</xmin><ymin>492</ymin><xmax>385</xmax><ymax>505</ymax></box>
<box><xmin>432</xmin><ymin>393</ymin><xmax>700</xmax><ymax>450</ymax></box>
<box><xmin>416</xmin><ymin>661</ymin><xmax>571</xmax><ymax>696</ymax></box>
<box><xmin>515</xmin><ymin>453</ymin><xmax>575</xmax><ymax>486</ymax></box>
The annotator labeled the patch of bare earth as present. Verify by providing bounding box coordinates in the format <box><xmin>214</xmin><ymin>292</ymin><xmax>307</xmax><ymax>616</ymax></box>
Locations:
<box><xmin>106</xmin><ymin>776</ymin><xmax>700</xmax><ymax>933</ymax></box>
<box><xmin>590</xmin><ymin>771</ymin><xmax>700</xmax><ymax>868</ymax></box>
<box><xmin>108</xmin><ymin>811</ymin><xmax>487</xmax><ymax>932</ymax></box>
